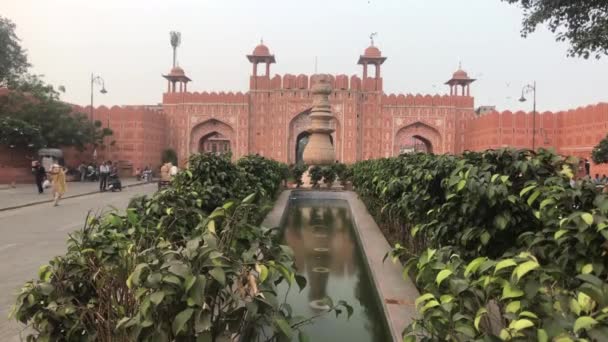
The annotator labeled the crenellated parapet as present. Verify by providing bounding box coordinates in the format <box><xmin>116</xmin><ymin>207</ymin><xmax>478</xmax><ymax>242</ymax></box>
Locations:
<box><xmin>382</xmin><ymin>93</ymin><xmax>474</xmax><ymax>108</ymax></box>
<box><xmin>163</xmin><ymin>91</ymin><xmax>248</xmax><ymax>104</ymax></box>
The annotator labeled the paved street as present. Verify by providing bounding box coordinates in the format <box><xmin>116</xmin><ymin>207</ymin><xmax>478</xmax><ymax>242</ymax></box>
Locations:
<box><xmin>0</xmin><ymin>178</ymin><xmax>150</xmax><ymax>211</ymax></box>
<box><xmin>0</xmin><ymin>184</ymin><xmax>157</xmax><ymax>341</ymax></box>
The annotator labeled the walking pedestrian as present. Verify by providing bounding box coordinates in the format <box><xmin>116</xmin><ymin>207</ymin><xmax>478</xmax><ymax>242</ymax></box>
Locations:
<box><xmin>49</xmin><ymin>164</ymin><xmax>67</xmax><ymax>206</ymax></box>
<box><xmin>99</xmin><ymin>161</ymin><xmax>110</xmax><ymax>191</ymax></box>
<box><xmin>585</xmin><ymin>159</ymin><xmax>591</xmax><ymax>176</ymax></box>
<box><xmin>32</xmin><ymin>161</ymin><xmax>46</xmax><ymax>194</ymax></box>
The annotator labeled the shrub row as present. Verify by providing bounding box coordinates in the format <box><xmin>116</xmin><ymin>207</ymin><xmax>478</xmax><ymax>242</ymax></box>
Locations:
<box><xmin>351</xmin><ymin>149</ymin><xmax>608</xmax><ymax>341</ymax></box>
<box><xmin>12</xmin><ymin>153</ymin><xmax>353</xmax><ymax>342</ymax></box>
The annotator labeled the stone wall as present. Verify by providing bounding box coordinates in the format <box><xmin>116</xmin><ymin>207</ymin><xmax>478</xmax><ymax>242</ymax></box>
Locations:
<box><xmin>465</xmin><ymin>103</ymin><xmax>608</xmax><ymax>175</ymax></box>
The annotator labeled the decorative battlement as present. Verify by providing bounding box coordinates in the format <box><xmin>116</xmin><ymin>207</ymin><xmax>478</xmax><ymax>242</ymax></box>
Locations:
<box><xmin>382</xmin><ymin>93</ymin><xmax>474</xmax><ymax>108</ymax></box>
<box><xmin>469</xmin><ymin>103</ymin><xmax>608</xmax><ymax>123</ymax></box>
<box><xmin>163</xmin><ymin>91</ymin><xmax>248</xmax><ymax>104</ymax></box>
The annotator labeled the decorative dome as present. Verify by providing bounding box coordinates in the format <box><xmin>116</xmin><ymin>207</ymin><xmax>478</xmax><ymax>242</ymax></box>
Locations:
<box><xmin>452</xmin><ymin>69</ymin><xmax>470</xmax><ymax>80</ymax></box>
<box><xmin>252</xmin><ymin>43</ymin><xmax>271</xmax><ymax>56</ymax></box>
<box><xmin>169</xmin><ymin>66</ymin><xmax>185</xmax><ymax>76</ymax></box>
<box><xmin>364</xmin><ymin>45</ymin><xmax>382</xmax><ymax>58</ymax></box>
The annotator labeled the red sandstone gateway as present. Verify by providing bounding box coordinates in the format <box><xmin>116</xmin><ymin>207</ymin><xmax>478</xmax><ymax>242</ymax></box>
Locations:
<box><xmin>2</xmin><ymin>41</ymin><xmax>607</xmax><ymax>184</ymax></box>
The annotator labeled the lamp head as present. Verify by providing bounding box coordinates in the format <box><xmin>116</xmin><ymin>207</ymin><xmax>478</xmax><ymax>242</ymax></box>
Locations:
<box><xmin>519</xmin><ymin>95</ymin><xmax>527</xmax><ymax>102</ymax></box>
<box><xmin>100</xmin><ymin>87</ymin><xmax>107</xmax><ymax>94</ymax></box>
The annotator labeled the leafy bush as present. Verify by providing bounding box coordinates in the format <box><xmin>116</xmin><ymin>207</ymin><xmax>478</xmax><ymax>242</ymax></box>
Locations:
<box><xmin>352</xmin><ymin>149</ymin><xmax>608</xmax><ymax>341</ymax></box>
<box><xmin>321</xmin><ymin>166</ymin><xmax>337</xmax><ymax>188</ymax></box>
<box><xmin>592</xmin><ymin>134</ymin><xmax>608</xmax><ymax>164</ymax></box>
<box><xmin>309</xmin><ymin>166</ymin><xmax>323</xmax><ymax>188</ymax></box>
<box><xmin>237</xmin><ymin>154</ymin><xmax>288</xmax><ymax>198</ymax></box>
<box><xmin>290</xmin><ymin>163</ymin><xmax>308</xmax><ymax>188</ymax></box>
<box><xmin>12</xmin><ymin>153</ymin><xmax>349</xmax><ymax>342</ymax></box>
<box><xmin>332</xmin><ymin>163</ymin><xmax>352</xmax><ymax>187</ymax></box>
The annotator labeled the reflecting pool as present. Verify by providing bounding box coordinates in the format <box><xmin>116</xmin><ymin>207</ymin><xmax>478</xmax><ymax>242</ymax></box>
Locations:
<box><xmin>279</xmin><ymin>198</ymin><xmax>390</xmax><ymax>342</ymax></box>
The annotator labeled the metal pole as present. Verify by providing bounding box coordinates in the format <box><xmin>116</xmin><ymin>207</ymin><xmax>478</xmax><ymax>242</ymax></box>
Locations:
<box><xmin>90</xmin><ymin>73</ymin><xmax>94</xmax><ymax>121</ymax></box>
<box><xmin>532</xmin><ymin>81</ymin><xmax>536</xmax><ymax>150</ymax></box>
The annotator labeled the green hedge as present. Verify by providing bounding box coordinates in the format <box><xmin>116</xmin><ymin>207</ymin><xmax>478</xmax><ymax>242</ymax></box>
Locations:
<box><xmin>11</xmin><ymin>153</ymin><xmax>351</xmax><ymax>342</ymax></box>
<box><xmin>352</xmin><ymin>149</ymin><xmax>608</xmax><ymax>341</ymax></box>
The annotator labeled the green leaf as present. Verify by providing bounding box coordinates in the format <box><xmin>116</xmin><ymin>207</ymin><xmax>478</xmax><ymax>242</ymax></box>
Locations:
<box><xmin>298</xmin><ymin>330</ymin><xmax>310</xmax><ymax>342</ymax></box>
<box><xmin>465</xmin><ymin>257</ymin><xmax>486</xmax><ymax>277</ymax></box>
<box><xmin>242</xmin><ymin>193</ymin><xmax>256</xmax><ymax>204</ymax></box>
<box><xmin>150</xmin><ymin>291</ymin><xmax>165</xmax><ymax>305</ymax></box>
<box><xmin>494</xmin><ymin>259</ymin><xmax>517</xmax><ymax>274</ymax></box>
<box><xmin>440</xmin><ymin>294</ymin><xmax>454</xmax><ymax>304</ymax></box>
<box><xmin>502</xmin><ymin>283</ymin><xmax>524</xmax><ymax>299</ymax></box>
<box><xmin>419</xmin><ymin>300</ymin><xmax>440</xmax><ymax>314</ymax></box>
<box><xmin>457</xmin><ymin>180</ymin><xmax>466</xmax><ymax>191</ymax></box>
<box><xmin>554</xmin><ymin>229</ymin><xmax>569</xmax><ymax>240</ymax></box>
<box><xmin>573</xmin><ymin>316</ymin><xmax>598</xmax><ymax>333</ymax></box>
<box><xmin>509</xmin><ymin>318</ymin><xmax>534</xmax><ymax>331</ymax></box>
<box><xmin>435</xmin><ymin>269</ymin><xmax>453</xmax><ymax>286</ymax></box>
<box><xmin>274</xmin><ymin>317</ymin><xmax>293</xmax><ymax>338</ymax></box>
<box><xmin>415</xmin><ymin>293</ymin><xmax>435</xmax><ymax>308</ymax></box>
<box><xmin>172</xmin><ymin>308</ymin><xmax>194</xmax><ymax>335</ymax></box>
<box><xmin>527</xmin><ymin>190</ymin><xmax>541</xmax><ymax>206</ymax></box>
<box><xmin>295</xmin><ymin>274</ymin><xmax>307</xmax><ymax>292</ymax></box>
<box><xmin>474</xmin><ymin>308</ymin><xmax>487</xmax><ymax>331</ymax></box>
<box><xmin>480</xmin><ymin>231</ymin><xmax>491</xmax><ymax>245</ymax></box>
<box><xmin>581</xmin><ymin>213</ymin><xmax>594</xmax><ymax>225</ymax></box>
<box><xmin>537</xmin><ymin>329</ymin><xmax>549</xmax><ymax>342</ymax></box>
<box><xmin>506</xmin><ymin>301</ymin><xmax>521</xmax><ymax>313</ymax></box>
<box><xmin>513</xmin><ymin>260</ymin><xmax>539</xmax><ymax>282</ymax></box>
<box><xmin>540</xmin><ymin>198</ymin><xmax>555</xmax><ymax>209</ymax></box>
<box><xmin>519</xmin><ymin>311</ymin><xmax>538</xmax><ymax>319</ymax></box>
<box><xmin>520</xmin><ymin>185</ymin><xmax>536</xmax><ymax>196</ymax></box>
<box><xmin>582</xmin><ymin>264</ymin><xmax>594</xmax><ymax>275</ymax></box>
<box><xmin>209</xmin><ymin>268</ymin><xmax>225</xmax><ymax>286</ymax></box>
<box><xmin>403</xmin><ymin>336</ymin><xmax>416</xmax><ymax>342</ymax></box>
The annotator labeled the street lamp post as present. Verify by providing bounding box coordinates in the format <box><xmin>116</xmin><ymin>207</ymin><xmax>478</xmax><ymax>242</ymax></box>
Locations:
<box><xmin>90</xmin><ymin>74</ymin><xmax>108</xmax><ymax>121</ymax></box>
<box><xmin>90</xmin><ymin>74</ymin><xmax>108</xmax><ymax>161</ymax></box>
<box><xmin>519</xmin><ymin>81</ymin><xmax>537</xmax><ymax>150</ymax></box>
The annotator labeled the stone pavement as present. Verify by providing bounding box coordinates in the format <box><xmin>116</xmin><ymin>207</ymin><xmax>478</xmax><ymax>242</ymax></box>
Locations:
<box><xmin>0</xmin><ymin>178</ymin><xmax>151</xmax><ymax>211</ymax></box>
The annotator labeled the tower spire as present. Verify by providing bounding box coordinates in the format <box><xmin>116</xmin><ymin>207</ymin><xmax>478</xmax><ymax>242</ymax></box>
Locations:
<box><xmin>369</xmin><ymin>32</ymin><xmax>377</xmax><ymax>46</ymax></box>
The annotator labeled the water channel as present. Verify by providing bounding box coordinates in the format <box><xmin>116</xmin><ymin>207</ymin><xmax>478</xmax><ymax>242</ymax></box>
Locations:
<box><xmin>279</xmin><ymin>197</ymin><xmax>390</xmax><ymax>341</ymax></box>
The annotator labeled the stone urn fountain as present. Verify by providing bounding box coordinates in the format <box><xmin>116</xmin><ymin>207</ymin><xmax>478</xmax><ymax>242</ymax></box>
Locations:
<box><xmin>303</xmin><ymin>75</ymin><xmax>335</xmax><ymax>165</ymax></box>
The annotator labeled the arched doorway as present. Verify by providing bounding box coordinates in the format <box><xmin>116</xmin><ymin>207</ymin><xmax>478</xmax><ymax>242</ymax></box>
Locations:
<box><xmin>398</xmin><ymin>135</ymin><xmax>432</xmax><ymax>154</ymax></box>
<box><xmin>394</xmin><ymin>122</ymin><xmax>442</xmax><ymax>155</ymax></box>
<box><xmin>190</xmin><ymin>119</ymin><xmax>235</xmax><ymax>157</ymax></box>
<box><xmin>295</xmin><ymin>131</ymin><xmax>334</xmax><ymax>164</ymax></box>
<box><xmin>289</xmin><ymin>109</ymin><xmax>339</xmax><ymax>164</ymax></box>
<box><xmin>295</xmin><ymin>132</ymin><xmax>310</xmax><ymax>164</ymax></box>
<box><xmin>199</xmin><ymin>132</ymin><xmax>231</xmax><ymax>154</ymax></box>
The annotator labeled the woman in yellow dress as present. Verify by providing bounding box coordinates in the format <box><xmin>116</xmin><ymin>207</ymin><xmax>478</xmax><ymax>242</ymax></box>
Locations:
<box><xmin>49</xmin><ymin>164</ymin><xmax>67</xmax><ymax>206</ymax></box>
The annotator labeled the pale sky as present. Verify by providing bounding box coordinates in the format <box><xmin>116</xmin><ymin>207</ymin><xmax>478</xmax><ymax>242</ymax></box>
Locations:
<box><xmin>2</xmin><ymin>0</ymin><xmax>607</xmax><ymax>112</ymax></box>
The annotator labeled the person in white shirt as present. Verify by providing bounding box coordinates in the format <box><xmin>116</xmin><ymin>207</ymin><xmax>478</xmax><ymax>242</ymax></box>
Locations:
<box><xmin>169</xmin><ymin>163</ymin><xmax>178</xmax><ymax>179</ymax></box>
<box><xmin>99</xmin><ymin>161</ymin><xmax>111</xmax><ymax>191</ymax></box>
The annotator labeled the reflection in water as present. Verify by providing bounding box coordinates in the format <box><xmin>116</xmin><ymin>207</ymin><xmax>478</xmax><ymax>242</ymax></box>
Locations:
<box><xmin>280</xmin><ymin>199</ymin><xmax>390</xmax><ymax>342</ymax></box>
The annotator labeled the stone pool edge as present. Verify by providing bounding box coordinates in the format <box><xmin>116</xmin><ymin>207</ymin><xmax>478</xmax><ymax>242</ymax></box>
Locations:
<box><xmin>262</xmin><ymin>190</ymin><xmax>419</xmax><ymax>342</ymax></box>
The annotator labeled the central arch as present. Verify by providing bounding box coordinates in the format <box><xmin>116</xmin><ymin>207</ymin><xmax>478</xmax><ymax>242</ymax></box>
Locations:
<box><xmin>394</xmin><ymin>122</ymin><xmax>442</xmax><ymax>155</ymax></box>
<box><xmin>288</xmin><ymin>108</ymin><xmax>340</xmax><ymax>164</ymax></box>
<box><xmin>190</xmin><ymin>119</ymin><xmax>235</xmax><ymax>157</ymax></box>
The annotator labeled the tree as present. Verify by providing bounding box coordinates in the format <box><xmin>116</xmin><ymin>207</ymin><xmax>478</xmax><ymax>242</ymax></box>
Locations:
<box><xmin>0</xmin><ymin>79</ymin><xmax>113</xmax><ymax>151</ymax></box>
<box><xmin>592</xmin><ymin>134</ymin><xmax>608</xmax><ymax>164</ymax></box>
<box><xmin>0</xmin><ymin>16</ymin><xmax>29</xmax><ymax>86</ymax></box>
<box><xmin>502</xmin><ymin>0</ymin><xmax>608</xmax><ymax>59</ymax></box>
<box><xmin>0</xmin><ymin>18</ymin><xmax>112</xmax><ymax>151</ymax></box>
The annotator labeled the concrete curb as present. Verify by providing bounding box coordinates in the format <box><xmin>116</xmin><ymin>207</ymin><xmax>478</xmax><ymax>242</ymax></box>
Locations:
<box><xmin>0</xmin><ymin>182</ymin><xmax>151</xmax><ymax>212</ymax></box>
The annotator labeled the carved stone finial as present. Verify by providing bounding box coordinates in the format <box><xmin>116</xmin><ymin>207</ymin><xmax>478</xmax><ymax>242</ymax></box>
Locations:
<box><xmin>302</xmin><ymin>74</ymin><xmax>335</xmax><ymax>165</ymax></box>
